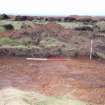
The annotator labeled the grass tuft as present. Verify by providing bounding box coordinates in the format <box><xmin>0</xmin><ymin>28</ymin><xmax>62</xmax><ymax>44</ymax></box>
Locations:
<box><xmin>0</xmin><ymin>87</ymin><xmax>87</xmax><ymax>105</ymax></box>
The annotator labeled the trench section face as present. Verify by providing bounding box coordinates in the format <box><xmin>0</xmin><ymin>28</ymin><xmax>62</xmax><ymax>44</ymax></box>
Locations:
<box><xmin>0</xmin><ymin>57</ymin><xmax>105</xmax><ymax>104</ymax></box>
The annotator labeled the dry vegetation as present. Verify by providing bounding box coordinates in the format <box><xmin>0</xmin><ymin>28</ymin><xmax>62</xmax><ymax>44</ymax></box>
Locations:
<box><xmin>0</xmin><ymin>88</ymin><xmax>86</xmax><ymax>105</ymax></box>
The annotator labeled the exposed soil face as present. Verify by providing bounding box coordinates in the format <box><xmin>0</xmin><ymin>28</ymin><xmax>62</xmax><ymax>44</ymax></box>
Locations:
<box><xmin>0</xmin><ymin>57</ymin><xmax>105</xmax><ymax>104</ymax></box>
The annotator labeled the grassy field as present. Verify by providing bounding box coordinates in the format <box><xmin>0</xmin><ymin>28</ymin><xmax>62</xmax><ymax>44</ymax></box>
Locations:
<box><xmin>0</xmin><ymin>37</ymin><xmax>32</xmax><ymax>48</ymax></box>
<box><xmin>0</xmin><ymin>20</ymin><xmax>49</xmax><ymax>31</ymax></box>
<box><xmin>0</xmin><ymin>20</ymin><xmax>93</xmax><ymax>31</ymax></box>
<box><xmin>39</xmin><ymin>37</ymin><xmax>67</xmax><ymax>48</ymax></box>
<box><xmin>0</xmin><ymin>20</ymin><xmax>35</xmax><ymax>30</ymax></box>
<box><xmin>0</xmin><ymin>36</ymin><xmax>66</xmax><ymax>48</ymax></box>
<box><xmin>56</xmin><ymin>22</ymin><xmax>84</xmax><ymax>29</ymax></box>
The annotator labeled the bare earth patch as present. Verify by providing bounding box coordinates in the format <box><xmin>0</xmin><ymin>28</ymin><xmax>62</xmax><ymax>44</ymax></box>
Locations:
<box><xmin>0</xmin><ymin>57</ymin><xmax>105</xmax><ymax>105</ymax></box>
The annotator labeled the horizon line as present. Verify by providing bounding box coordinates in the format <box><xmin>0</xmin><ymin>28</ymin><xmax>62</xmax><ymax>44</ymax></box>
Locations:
<box><xmin>1</xmin><ymin>13</ymin><xmax>105</xmax><ymax>17</ymax></box>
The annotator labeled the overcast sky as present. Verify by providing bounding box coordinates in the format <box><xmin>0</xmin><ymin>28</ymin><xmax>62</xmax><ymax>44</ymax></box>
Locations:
<box><xmin>0</xmin><ymin>0</ymin><xmax>105</xmax><ymax>16</ymax></box>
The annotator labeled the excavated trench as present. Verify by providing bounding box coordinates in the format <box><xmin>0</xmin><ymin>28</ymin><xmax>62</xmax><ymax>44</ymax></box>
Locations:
<box><xmin>0</xmin><ymin>56</ymin><xmax>105</xmax><ymax>104</ymax></box>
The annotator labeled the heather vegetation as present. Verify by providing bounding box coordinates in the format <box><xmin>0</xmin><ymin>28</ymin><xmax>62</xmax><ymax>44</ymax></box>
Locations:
<box><xmin>0</xmin><ymin>14</ymin><xmax>105</xmax><ymax>59</ymax></box>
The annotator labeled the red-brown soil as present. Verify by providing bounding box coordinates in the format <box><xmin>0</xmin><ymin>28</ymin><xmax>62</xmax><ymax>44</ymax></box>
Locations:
<box><xmin>0</xmin><ymin>57</ymin><xmax>105</xmax><ymax>104</ymax></box>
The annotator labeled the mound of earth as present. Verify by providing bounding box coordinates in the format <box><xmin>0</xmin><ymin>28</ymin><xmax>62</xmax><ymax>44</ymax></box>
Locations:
<box><xmin>45</xmin><ymin>22</ymin><xmax>64</xmax><ymax>32</ymax></box>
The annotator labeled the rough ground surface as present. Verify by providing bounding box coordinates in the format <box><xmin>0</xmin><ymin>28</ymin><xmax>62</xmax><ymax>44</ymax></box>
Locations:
<box><xmin>0</xmin><ymin>57</ymin><xmax>105</xmax><ymax>105</ymax></box>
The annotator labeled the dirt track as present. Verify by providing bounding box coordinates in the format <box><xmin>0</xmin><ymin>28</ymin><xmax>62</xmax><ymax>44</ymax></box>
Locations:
<box><xmin>0</xmin><ymin>57</ymin><xmax>105</xmax><ymax>104</ymax></box>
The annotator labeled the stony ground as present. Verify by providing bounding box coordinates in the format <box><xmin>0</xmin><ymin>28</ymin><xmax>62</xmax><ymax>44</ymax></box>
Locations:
<box><xmin>0</xmin><ymin>57</ymin><xmax>105</xmax><ymax>105</ymax></box>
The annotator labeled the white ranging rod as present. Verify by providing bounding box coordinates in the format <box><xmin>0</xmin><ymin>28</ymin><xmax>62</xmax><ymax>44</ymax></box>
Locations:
<box><xmin>26</xmin><ymin>58</ymin><xmax>71</xmax><ymax>61</ymax></box>
<box><xmin>26</xmin><ymin>58</ymin><xmax>48</xmax><ymax>61</ymax></box>
<box><xmin>90</xmin><ymin>39</ymin><xmax>93</xmax><ymax>60</ymax></box>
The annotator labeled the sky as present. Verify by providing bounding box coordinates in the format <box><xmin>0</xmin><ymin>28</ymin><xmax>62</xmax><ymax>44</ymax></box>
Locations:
<box><xmin>0</xmin><ymin>0</ymin><xmax>105</xmax><ymax>16</ymax></box>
